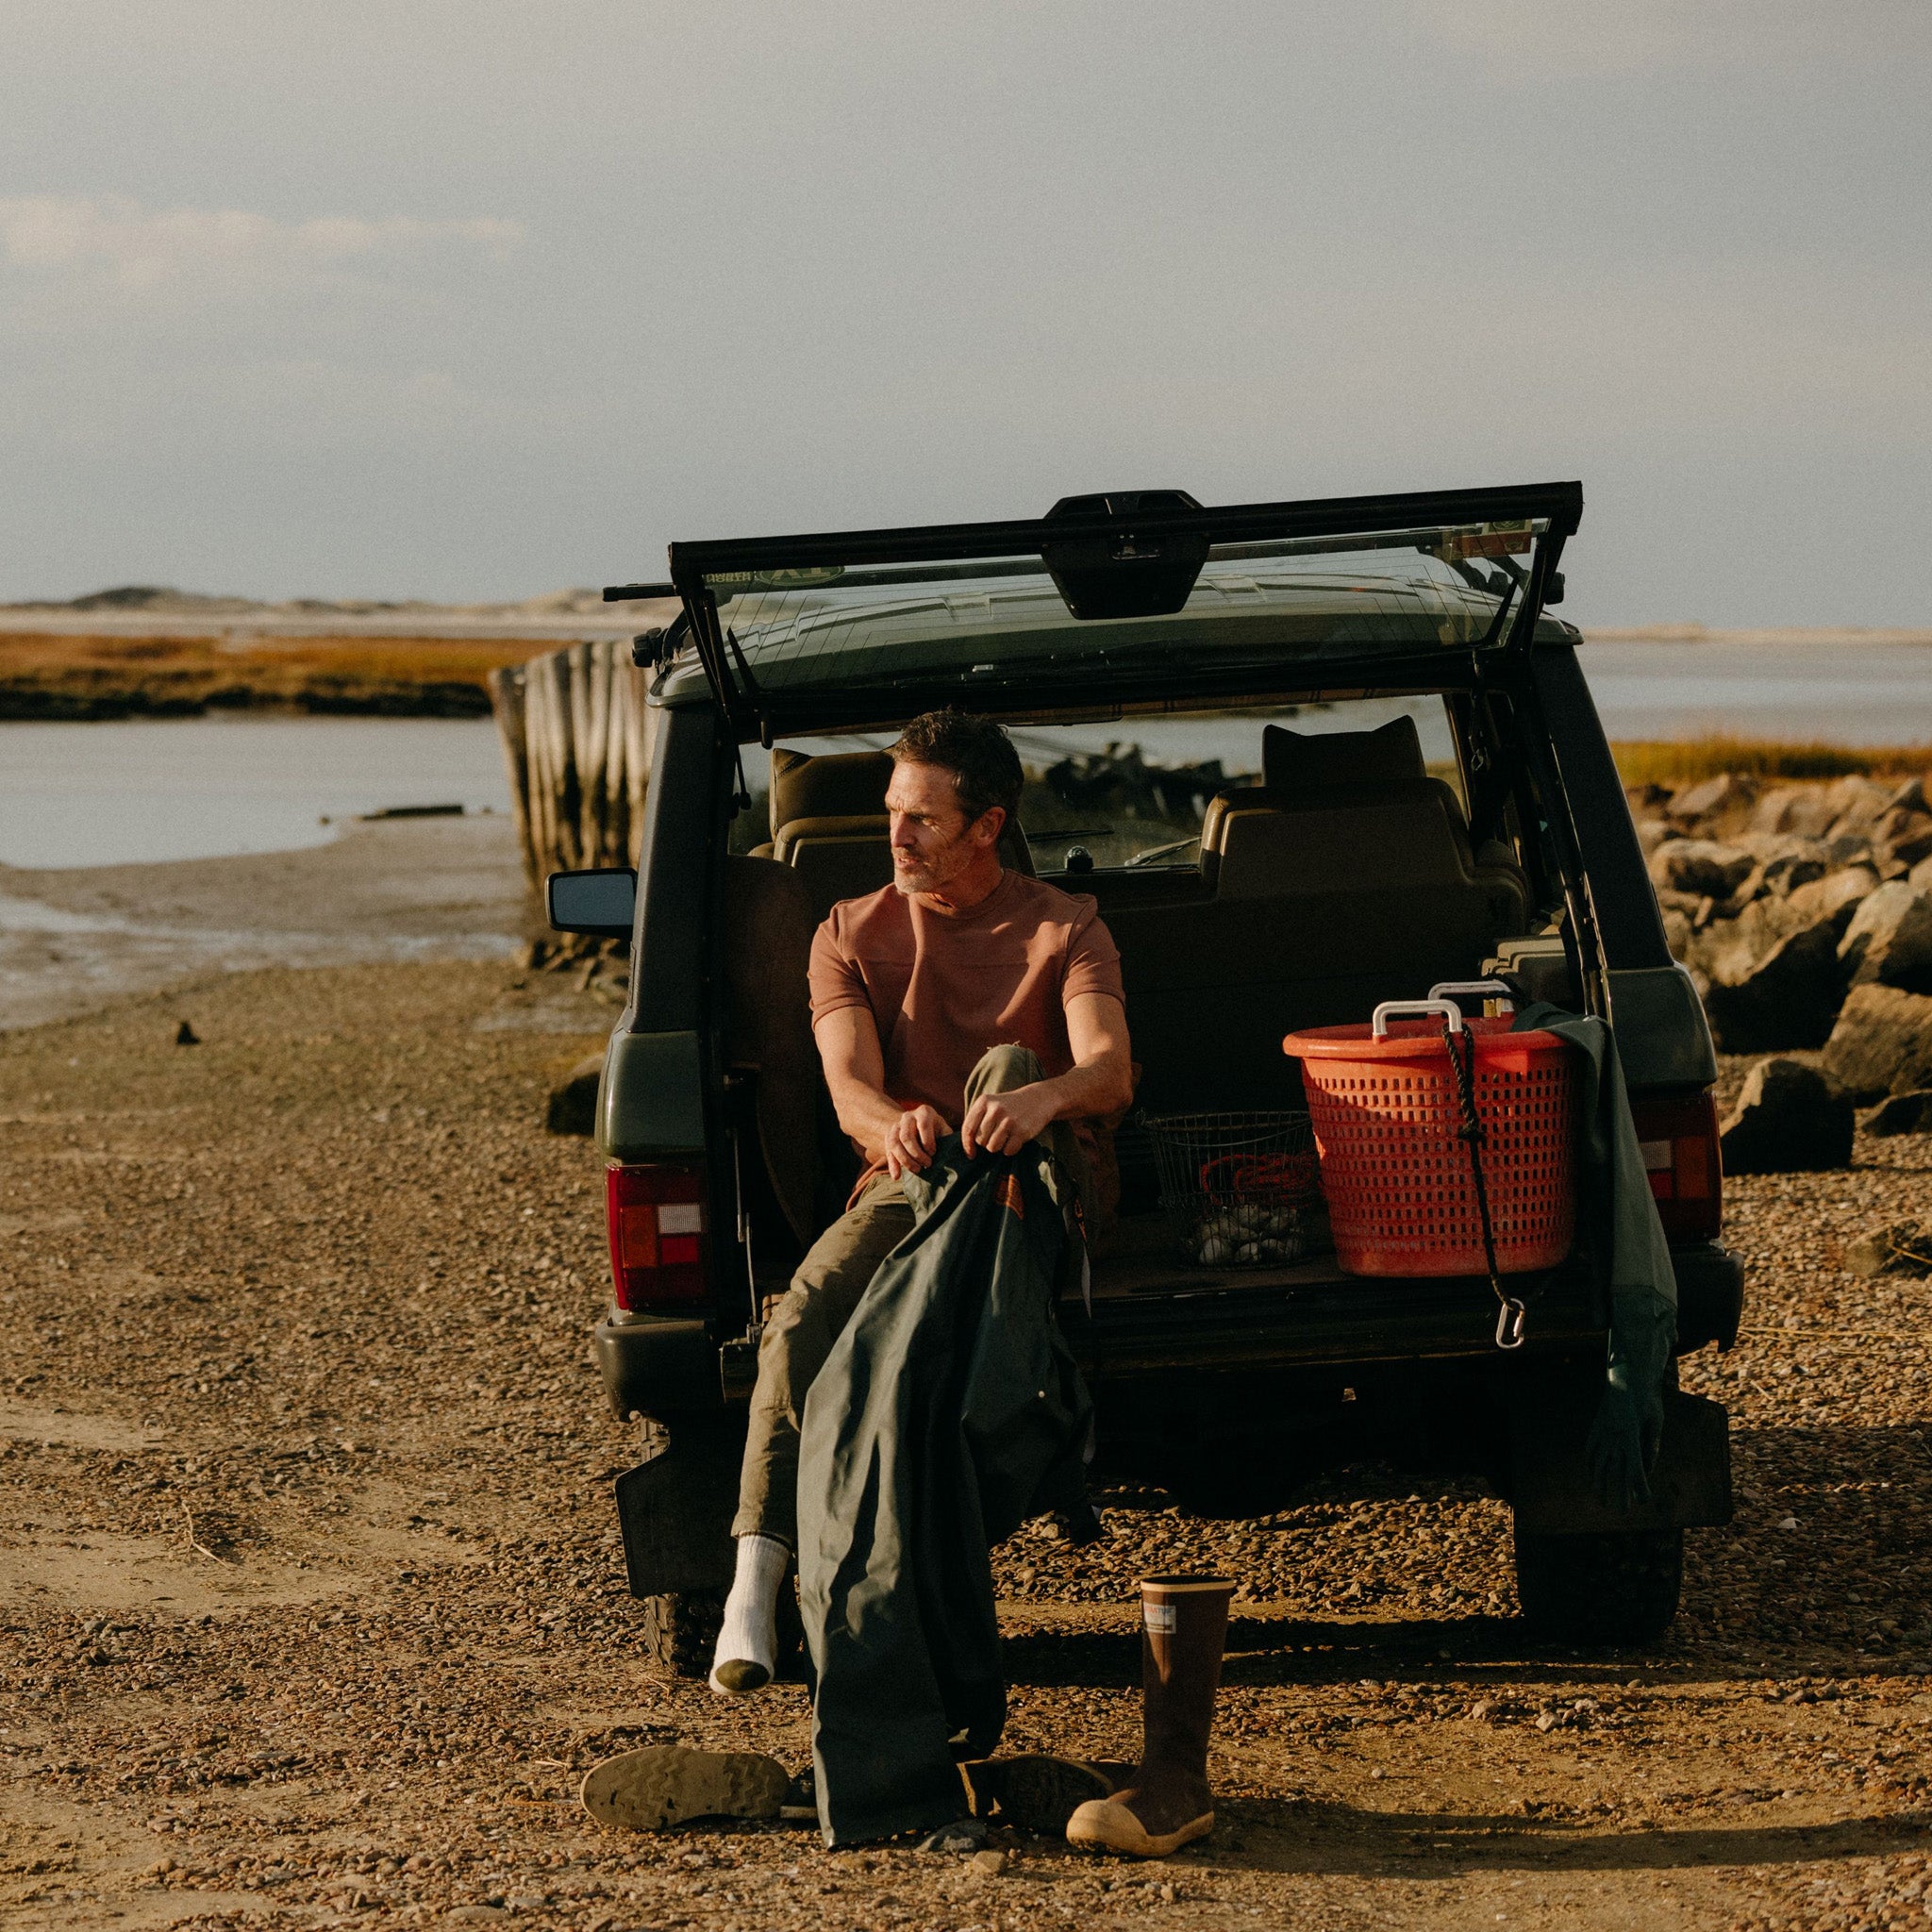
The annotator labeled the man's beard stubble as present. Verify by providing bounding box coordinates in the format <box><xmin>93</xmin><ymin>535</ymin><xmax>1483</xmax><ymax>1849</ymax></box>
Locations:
<box><xmin>892</xmin><ymin>825</ymin><xmax>975</xmax><ymax>898</ymax></box>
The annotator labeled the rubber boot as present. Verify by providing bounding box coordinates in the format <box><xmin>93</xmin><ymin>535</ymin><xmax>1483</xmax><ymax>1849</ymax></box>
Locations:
<box><xmin>1065</xmin><ymin>1575</ymin><xmax>1232</xmax><ymax>1857</ymax></box>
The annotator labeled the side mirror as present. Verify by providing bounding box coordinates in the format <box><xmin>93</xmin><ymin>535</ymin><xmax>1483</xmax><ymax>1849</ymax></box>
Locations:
<box><xmin>546</xmin><ymin>868</ymin><xmax>637</xmax><ymax>939</ymax></box>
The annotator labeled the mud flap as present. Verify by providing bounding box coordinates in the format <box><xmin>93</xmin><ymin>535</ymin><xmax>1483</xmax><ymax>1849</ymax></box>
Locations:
<box><xmin>613</xmin><ymin>1417</ymin><xmax>742</xmax><ymax>1598</ymax></box>
<box><xmin>1508</xmin><ymin>1386</ymin><xmax>1732</xmax><ymax>1535</ymax></box>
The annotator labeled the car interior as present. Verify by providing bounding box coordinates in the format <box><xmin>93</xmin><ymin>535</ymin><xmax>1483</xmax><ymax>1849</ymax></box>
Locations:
<box><xmin>716</xmin><ymin>701</ymin><xmax>1563</xmax><ymax>1302</ymax></box>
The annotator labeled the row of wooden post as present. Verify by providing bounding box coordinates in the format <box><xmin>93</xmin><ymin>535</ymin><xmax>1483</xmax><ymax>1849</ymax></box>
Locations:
<box><xmin>487</xmin><ymin>640</ymin><xmax>657</xmax><ymax>890</ymax></box>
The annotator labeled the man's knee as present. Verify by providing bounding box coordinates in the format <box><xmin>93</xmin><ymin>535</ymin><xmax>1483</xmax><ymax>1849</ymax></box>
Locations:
<box><xmin>969</xmin><ymin>1042</ymin><xmax>1043</xmax><ymax>1098</ymax></box>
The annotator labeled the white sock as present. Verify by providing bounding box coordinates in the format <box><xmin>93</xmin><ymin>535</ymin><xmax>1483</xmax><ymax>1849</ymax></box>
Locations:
<box><xmin>709</xmin><ymin>1534</ymin><xmax>787</xmax><ymax>1695</ymax></box>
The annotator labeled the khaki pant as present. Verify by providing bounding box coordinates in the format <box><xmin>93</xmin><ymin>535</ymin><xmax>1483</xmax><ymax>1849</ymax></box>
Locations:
<box><xmin>732</xmin><ymin>1043</ymin><xmax>1077</xmax><ymax>1547</ymax></box>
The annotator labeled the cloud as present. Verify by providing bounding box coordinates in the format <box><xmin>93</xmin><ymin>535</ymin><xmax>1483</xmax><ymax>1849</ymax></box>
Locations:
<box><xmin>0</xmin><ymin>195</ymin><xmax>522</xmax><ymax>294</ymax></box>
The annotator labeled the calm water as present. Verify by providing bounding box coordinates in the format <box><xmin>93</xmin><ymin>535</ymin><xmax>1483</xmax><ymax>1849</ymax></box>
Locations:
<box><xmin>0</xmin><ymin>716</ymin><xmax>510</xmax><ymax>870</ymax></box>
<box><xmin>5</xmin><ymin>642</ymin><xmax>1928</xmax><ymax>869</ymax></box>
<box><xmin>1577</xmin><ymin>640</ymin><xmax>1932</xmax><ymax>745</ymax></box>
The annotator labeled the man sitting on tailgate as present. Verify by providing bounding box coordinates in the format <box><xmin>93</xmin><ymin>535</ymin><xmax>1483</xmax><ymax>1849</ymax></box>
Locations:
<box><xmin>710</xmin><ymin>706</ymin><xmax>1133</xmax><ymax>1693</ymax></box>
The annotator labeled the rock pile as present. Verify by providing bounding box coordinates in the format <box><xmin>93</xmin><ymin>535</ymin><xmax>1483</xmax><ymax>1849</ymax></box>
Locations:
<box><xmin>1640</xmin><ymin>772</ymin><xmax>1932</xmax><ymax>1093</ymax></box>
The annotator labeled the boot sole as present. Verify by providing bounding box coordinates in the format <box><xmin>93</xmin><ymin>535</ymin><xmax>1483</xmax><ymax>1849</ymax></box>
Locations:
<box><xmin>579</xmin><ymin>1746</ymin><xmax>790</xmax><ymax>1831</ymax></box>
<box><xmin>1065</xmin><ymin>1796</ymin><xmax>1213</xmax><ymax>1857</ymax></box>
<box><xmin>961</xmin><ymin>1757</ymin><xmax>1129</xmax><ymax>1832</ymax></box>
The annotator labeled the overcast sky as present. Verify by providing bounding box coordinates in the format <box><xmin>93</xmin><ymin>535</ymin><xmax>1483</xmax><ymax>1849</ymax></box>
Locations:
<box><xmin>2</xmin><ymin>1</ymin><xmax>1928</xmax><ymax>625</ymax></box>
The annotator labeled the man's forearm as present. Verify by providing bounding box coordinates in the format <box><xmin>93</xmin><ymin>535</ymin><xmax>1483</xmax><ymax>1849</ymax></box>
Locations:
<box><xmin>1024</xmin><ymin>1049</ymin><xmax>1134</xmax><ymax>1126</ymax></box>
<box><xmin>826</xmin><ymin>1075</ymin><xmax>916</xmax><ymax>1164</ymax></box>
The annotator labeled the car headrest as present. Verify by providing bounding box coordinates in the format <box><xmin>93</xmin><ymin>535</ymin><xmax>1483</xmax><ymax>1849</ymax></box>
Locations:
<box><xmin>769</xmin><ymin>747</ymin><xmax>894</xmax><ymax>839</ymax></box>
<box><xmin>1261</xmin><ymin>716</ymin><xmax>1425</xmax><ymax>791</ymax></box>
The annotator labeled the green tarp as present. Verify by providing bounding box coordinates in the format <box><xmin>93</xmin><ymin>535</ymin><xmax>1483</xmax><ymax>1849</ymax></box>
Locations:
<box><xmin>1512</xmin><ymin>1002</ymin><xmax>1678</xmax><ymax>1509</ymax></box>
<box><xmin>797</xmin><ymin>1136</ymin><xmax>1092</xmax><ymax>1847</ymax></box>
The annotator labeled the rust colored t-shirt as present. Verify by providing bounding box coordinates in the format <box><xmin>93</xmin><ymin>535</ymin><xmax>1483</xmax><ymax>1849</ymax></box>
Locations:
<box><xmin>808</xmin><ymin>870</ymin><xmax>1125</xmax><ymax>1169</ymax></box>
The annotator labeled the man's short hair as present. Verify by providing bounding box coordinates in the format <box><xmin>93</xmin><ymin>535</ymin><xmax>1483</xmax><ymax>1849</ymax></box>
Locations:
<box><xmin>889</xmin><ymin>708</ymin><xmax>1024</xmax><ymax>824</ymax></box>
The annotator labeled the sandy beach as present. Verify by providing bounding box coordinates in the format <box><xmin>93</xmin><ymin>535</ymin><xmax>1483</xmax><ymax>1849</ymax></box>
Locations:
<box><xmin>0</xmin><ymin>815</ymin><xmax>531</xmax><ymax>1032</ymax></box>
<box><xmin>0</xmin><ymin>818</ymin><xmax>1930</xmax><ymax>1929</ymax></box>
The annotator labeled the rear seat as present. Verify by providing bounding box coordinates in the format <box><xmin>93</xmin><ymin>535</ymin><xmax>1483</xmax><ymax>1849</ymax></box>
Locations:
<box><xmin>1203</xmin><ymin>717</ymin><xmax>1526</xmax><ymax>909</ymax></box>
<box><xmin>762</xmin><ymin>745</ymin><xmax>1033</xmax><ymax>923</ymax></box>
<box><xmin>738</xmin><ymin>728</ymin><xmax>1534</xmax><ymax>1207</ymax></box>
<box><xmin>1098</xmin><ymin>718</ymin><xmax>1533</xmax><ymax>1114</ymax></box>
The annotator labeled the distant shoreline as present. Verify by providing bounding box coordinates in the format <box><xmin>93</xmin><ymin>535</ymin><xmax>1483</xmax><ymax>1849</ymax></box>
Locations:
<box><xmin>1583</xmin><ymin>625</ymin><xmax>1932</xmax><ymax>648</ymax></box>
<box><xmin>0</xmin><ymin>595</ymin><xmax>678</xmax><ymax>720</ymax></box>
<box><xmin>0</xmin><ymin>632</ymin><xmax>543</xmax><ymax>720</ymax></box>
<box><xmin>4</xmin><ymin>605</ymin><xmax>1930</xmax><ymax>723</ymax></box>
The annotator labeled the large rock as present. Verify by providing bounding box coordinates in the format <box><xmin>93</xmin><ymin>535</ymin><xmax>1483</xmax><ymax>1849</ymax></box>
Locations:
<box><xmin>1784</xmin><ymin>863</ymin><xmax>1879</xmax><ymax>935</ymax></box>
<box><xmin>1699</xmin><ymin>923</ymin><xmax>1845</xmax><ymax>1052</ymax></box>
<box><xmin>1751</xmin><ymin>787</ymin><xmax>1837</xmax><ymax>841</ymax></box>
<box><xmin>1824</xmin><ymin>774</ymin><xmax>1893</xmax><ymax>840</ymax></box>
<box><xmin>1845</xmin><ymin>1221</ymin><xmax>1932</xmax><ymax>1279</ymax></box>
<box><xmin>544</xmin><ymin>1052</ymin><xmax>605</xmax><ymax>1135</ymax></box>
<box><xmin>1871</xmin><ymin>808</ymin><xmax>1932</xmax><ymax>871</ymax></box>
<box><xmin>1649</xmin><ymin>838</ymin><xmax>1754</xmax><ymax>899</ymax></box>
<box><xmin>1667</xmin><ymin>773</ymin><xmax>1755</xmax><ymax>827</ymax></box>
<box><xmin>1822</xmin><ymin>983</ymin><xmax>1932</xmax><ymax>1103</ymax></box>
<box><xmin>1839</xmin><ymin>882</ymin><xmax>1932</xmax><ymax>993</ymax></box>
<box><xmin>1717</xmin><ymin>1058</ymin><xmax>1854</xmax><ymax>1174</ymax></box>
<box><xmin>1686</xmin><ymin>866</ymin><xmax>1871</xmax><ymax>979</ymax></box>
<box><xmin>1868</xmin><ymin>1090</ymin><xmax>1932</xmax><ymax>1137</ymax></box>
<box><xmin>1757</xmin><ymin>846</ymin><xmax>1830</xmax><ymax>897</ymax></box>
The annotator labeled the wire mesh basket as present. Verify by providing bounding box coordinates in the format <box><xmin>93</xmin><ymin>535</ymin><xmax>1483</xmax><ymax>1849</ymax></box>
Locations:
<box><xmin>1142</xmin><ymin>1110</ymin><xmax>1321</xmax><ymax>1266</ymax></box>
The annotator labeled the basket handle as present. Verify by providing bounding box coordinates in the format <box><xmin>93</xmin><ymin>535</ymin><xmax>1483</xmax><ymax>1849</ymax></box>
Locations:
<box><xmin>1427</xmin><ymin>977</ymin><xmax>1517</xmax><ymax>1012</ymax></box>
<box><xmin>1372</xmin><ymin>996</ymin><xmax>1464</xmax><ymax>1039</ymax></box>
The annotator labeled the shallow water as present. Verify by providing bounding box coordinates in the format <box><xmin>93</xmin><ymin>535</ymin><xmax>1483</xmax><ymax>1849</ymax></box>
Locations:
<box><xmin>1577</xmin><ymin>640</ymin><xmax>1932</xmax><ymax>745</ymax></box>
<box><xmin>6</xmin><ymin>643</ymin><xmax>1928</xmax><ymax>872</ymax></box>
<box><xmin>0</xmin><ymin>715</ymin><xmax>510</xmax><ymax>869</ymax></box>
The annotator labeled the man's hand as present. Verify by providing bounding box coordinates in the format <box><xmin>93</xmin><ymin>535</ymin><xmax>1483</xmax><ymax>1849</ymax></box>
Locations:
<box><xmin>885</xmin><ymin>1103</ymin><xmax>951</xmax><ymax>1178</ymax></box>
<box><xmin>960</xmin><ymin>1083</ymin><xmax>1058</xmax><ymax>1158</ymax></box>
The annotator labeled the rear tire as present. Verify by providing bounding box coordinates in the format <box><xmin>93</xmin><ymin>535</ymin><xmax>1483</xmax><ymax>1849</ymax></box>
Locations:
<box><xmin>637</xmin><ymin>1579</ymin><xmax>809</xmax><ymax>1683</ymax></box>
<box><xmin>638</xmin><ymin>1588</ymin><xmax>724</xmax><ymax>1679</ymax></box>
<box><xmin>1513</xmin><ymin>1524</ymin><xmax>1683</xmax><ymax>1646</ymax></box>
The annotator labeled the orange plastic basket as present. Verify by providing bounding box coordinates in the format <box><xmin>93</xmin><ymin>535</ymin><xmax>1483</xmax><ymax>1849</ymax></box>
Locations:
<box><xmin>1282</xmin><ymin>1005</ymin><xmax>1575</xmax><ymax>1278</ymax></box>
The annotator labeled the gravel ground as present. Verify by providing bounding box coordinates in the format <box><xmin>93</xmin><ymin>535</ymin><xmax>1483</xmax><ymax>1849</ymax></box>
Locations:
<box><xmin>5</xmin><ymin>963</ymin><xmax>1931</xmax><ymax>1931</ymax></box>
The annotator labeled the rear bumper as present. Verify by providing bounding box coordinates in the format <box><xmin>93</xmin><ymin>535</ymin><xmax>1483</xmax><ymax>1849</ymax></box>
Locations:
<box><xmin>590</xmin><ymin>1240</ymin><xmax>1744</xmax><ymax>1422</ymax></box>
<box><xmin>592</xmin><ymin>1311</ymin><xmax>721</xmax><ymax>1422</ymax></box>
<box><xmin>1065</xmin><ymin>1267</ymin><xmax>1604</xmax><ymax>1384</ymax></box>
<box><xmin>1673</xmin><ymin>1241</ymin><xmax>1745</xmax><ymax>1352</ymax></box>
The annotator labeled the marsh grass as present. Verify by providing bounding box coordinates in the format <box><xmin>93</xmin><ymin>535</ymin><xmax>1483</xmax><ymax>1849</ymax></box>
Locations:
<box><xmin>0</xmin><ymin>631</ymin><xmax>554</xmax><ymax>718</ymax></box>
<box><xmin>1610</xmin><ymin>734</ymin><xmax>1931</xmax><ymax>786</ymax></box>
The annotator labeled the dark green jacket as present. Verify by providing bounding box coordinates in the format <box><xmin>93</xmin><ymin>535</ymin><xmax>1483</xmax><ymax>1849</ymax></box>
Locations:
<box><xmin>1513</xmin><ymin>1002</ymin><xmax>1678</xmax><ymax>1508</ymax></box>
<box><xmin>797</xmin><ymin>1135</ymin><xmax>1093</xmax><ymax>1847</ymax></box>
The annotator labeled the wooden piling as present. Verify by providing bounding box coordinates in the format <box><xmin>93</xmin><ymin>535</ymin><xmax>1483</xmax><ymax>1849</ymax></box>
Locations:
<box><xmin>485</xmin><ymin>637</ymin><xmax>657</xmax><ymax>890</ymax></box>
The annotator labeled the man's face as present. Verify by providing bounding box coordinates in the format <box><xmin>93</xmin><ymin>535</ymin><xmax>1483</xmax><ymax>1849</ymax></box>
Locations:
<box><xmin>885</xmin><ymin>760</ymin><xmax>1001</xmax><ymax>895</ymax></box>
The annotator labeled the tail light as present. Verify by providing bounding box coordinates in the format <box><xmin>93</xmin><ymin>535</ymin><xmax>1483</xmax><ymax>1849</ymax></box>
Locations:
<box><xmin>606</xmin><ymin>1162</ymin><xmax>709</xmax><ymax>1310</ymax></box>
<box><xmin>1631</xmin><ymin>1090</ymin><xmax>1723</xmax><ymax>1244</ymax></box>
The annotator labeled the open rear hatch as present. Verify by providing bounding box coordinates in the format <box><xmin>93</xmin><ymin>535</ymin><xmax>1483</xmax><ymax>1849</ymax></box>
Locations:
<box><xmin>611</xmin><ymin>480</ymin><xmax>1582</xmax><ymax>741</ymax></box>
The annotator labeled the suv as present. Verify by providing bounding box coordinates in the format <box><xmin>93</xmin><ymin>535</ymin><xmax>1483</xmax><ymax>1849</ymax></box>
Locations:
<box><xmin>550</xmin><ymin>482</ymin><xmax>1741</xmax><ymax>1673</ymax></box>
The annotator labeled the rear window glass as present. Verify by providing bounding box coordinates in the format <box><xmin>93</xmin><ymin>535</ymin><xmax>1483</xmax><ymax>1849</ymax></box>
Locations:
<box><xmin>742</xmin><ymin>696</ymin><xmax>1462</xmax><ymax>874</ymax></box>
<box><xmin>702</xmin><ymin>522</ymin><xmax>1544</xmax><ymax>707</ymax></box>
